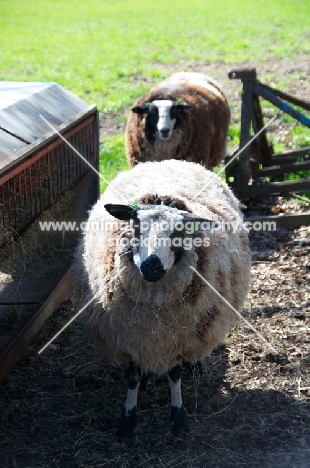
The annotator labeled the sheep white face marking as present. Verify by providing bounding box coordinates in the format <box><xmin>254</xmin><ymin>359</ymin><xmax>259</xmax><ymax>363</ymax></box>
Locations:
<box><xmin>133</xmin><ymin>208</ymin><xmax>184</xmax><ymax>281</ymax></box>
<box><xmin>104</xmin><ymin>203</ymin><xmax>214</xmax><ymax>283</ymax></box>
<box><xmin>152</xmin><ymin>100</ymin><xmax>176</xmax><ymax>140</ymax></box>
<box><xmin>131</xmin><ymin>100</ymin><xmax>192</xmax><ymax>144</ymax></box>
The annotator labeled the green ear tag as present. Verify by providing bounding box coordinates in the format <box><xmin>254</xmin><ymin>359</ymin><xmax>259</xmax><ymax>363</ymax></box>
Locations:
<box><xmin>129</xmin><ymin>200</ymin><xmax>139</xmax><ymax>209</ymax></box>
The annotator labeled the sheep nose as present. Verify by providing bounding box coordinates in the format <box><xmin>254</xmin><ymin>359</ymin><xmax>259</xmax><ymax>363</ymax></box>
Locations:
<box><xmin>141</xmin><ymin>254</ymin><xmax>166</xmax><ymax>282</ymax></box>
<box><xmin>145</xmin><ymin>254</ymin><xmax>162</xmax><ymax>270</ymax></box>
<box><xmin>159</xmin><ymin>128</ymin><xmax>171</xmax><ymax>139</ymax></box>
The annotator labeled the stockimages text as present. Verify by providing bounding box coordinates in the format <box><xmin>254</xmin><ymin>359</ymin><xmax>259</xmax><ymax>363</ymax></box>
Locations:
<box><xmin>39</xmin><ymin>218</ymin><xmax>276</xmax><ymax>251</ymax></box>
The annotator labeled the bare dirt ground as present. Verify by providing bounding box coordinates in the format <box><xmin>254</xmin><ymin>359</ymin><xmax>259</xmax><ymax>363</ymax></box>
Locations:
<box><xmin>0</xmin><ymin>57</ymin><xmax>310</xmax><ymax>467</ymax></box>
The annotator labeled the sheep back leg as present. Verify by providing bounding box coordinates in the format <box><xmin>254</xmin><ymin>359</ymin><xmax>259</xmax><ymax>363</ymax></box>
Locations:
<box><xmin>115</xmin><ymin>362</ymin><xmax>141</xmax><ymax>442</ymax></box>
<box><xmin>168</xmin><ymin>364</ymin><xmax>190</xmax><ymax>437</ymax></box>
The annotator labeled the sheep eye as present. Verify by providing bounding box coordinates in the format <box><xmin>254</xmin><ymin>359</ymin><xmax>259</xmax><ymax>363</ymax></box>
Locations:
<box><xmin>170</xmin><ymin>107</ymin><xmax>177</xmax><ymax>119</ymax></box>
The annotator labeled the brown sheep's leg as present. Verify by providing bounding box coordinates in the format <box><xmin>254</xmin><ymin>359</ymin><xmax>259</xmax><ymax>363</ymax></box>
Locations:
<box><xmin>168</xmin><ymin>364</ymin><xmax>190</xmax><ymax>437</ymax></box>
<box><xmin>115</xmin><ymin>362</ymin><xmax>141</xmax><ymax>442</ymax></box>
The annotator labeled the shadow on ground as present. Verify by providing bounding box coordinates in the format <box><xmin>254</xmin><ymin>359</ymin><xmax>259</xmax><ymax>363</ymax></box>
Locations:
<box><xmin>0</xmin><ymin>332</ymin><xmax>309</xmax><ymax>468</ymax></box>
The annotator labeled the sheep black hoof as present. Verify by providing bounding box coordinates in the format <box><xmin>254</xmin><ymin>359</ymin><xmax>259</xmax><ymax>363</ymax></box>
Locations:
<box><xmin>170</xmin><ymin>406</ymin><xmax>190</xmax><ymax>437</ymax></box>
<box><xmin>115</xmin><ymin>407</ymin><xmax>137</xmax><ymax>443</ymax></box>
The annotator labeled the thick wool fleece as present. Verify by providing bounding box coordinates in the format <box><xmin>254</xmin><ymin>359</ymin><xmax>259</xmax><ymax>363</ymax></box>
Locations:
<box><xmin>125</xmin><ymin>72</ymin><xmax>230</xmax><ymax>169</ymax></box>
<box><xmin>73</xmin><ymin>160</ymin><xmax>251</xmax><ymax>375</ymax></box>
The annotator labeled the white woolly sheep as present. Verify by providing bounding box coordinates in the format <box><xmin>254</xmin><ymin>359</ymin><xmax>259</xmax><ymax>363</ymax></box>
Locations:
<box><xmin>74</xmin><ymin>159</ymin><xmax>251</xmax><ymax>441</ymax></box>
<box><xmin>125</xmin><ymin>72</ymin><xmax>230</xmax><ymax>169</ymax></box>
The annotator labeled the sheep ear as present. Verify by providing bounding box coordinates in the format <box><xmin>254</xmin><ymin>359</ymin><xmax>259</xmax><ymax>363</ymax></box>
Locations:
<box><xmin>104</xmin><ymin>204</ymin><xmax>137</xmax><ymax>220</ymax></box>
<box><xmin>182</xmin><ymin>213</ymin><xmax>214</xmax><ymax>233</ymax></box>
<box><xmin>131</xmin><ymin>104</ymin><xmax>150</xmax><ymax>115</ymax></box>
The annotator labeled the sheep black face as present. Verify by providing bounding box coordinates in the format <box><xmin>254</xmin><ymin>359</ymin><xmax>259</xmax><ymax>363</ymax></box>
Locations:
<box><xmin>131</xmin><ymin>100</ymin><xmax>192</xmax><ymax>141</ymax></box>
<box><xmin>104</xmin><ymin>203</ymin><xmax>213</xmax><ymax>283</ymax></box>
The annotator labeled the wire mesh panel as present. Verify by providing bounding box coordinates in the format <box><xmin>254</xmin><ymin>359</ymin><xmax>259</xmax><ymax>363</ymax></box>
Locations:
<box><xmin>0</xmin><ymin>112</ymin><xmax>98</xmax><ymax>247</ymax></box>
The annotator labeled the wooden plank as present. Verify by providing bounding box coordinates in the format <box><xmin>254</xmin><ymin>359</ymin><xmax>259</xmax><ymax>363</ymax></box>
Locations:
<box><xmin>241</xmin><ymin>179</ymin><xmax>310</xmax><ymax>197</ymax></box>
<box><xmin>236</xmin><ymin>78</ymin><xmax>254</xmax><ymax>192</ymax></box>
<box><xmin>244</xmin><ymin>212</ymin><xmax>310</xmax><ymax>228</ymax></box>
<box><xmin>228</xmin><ymin>69</ymin><xmax>257</xmax><ymax>80</ymax></box>
<box><xmin>261</xmin><ymin>83</ymin><xmax>310</xmax><ymax>112</ymax></box>
<box><xmin>0</xmin><ymin>105</ymin><xmax>97</xmax><ymax>175</ymax></box>
<box><xmin>0</xmin><ymin>272</ymin><xmax>71</xmax><ymax>384</ymax></box>
<box><xmin>273</xmin><ymin>146</ymin><xmax>310</xmax><ymax>157</ymax></box>
<box><xmin>257</xmin><ymin>160</ymin><xmax>310</xmax><ymax>176</ymax></box>
<box><xmin>0</xmin><ymin>82</ymin><xmax>91</xmax><ymax>160</ymax></box>
<box><xmin>252</xmin><ymin>93</ymin><xmax>273</xmax><ymax>166</ymax></box>
<box><xmin>255</xmin><ymin>83</ymin><xmax>310</xmax><ymax>128</ymax></box>
<box><xmin>270</xmin><ymin>148</ymin><xmax>310</xmax><ymax>165</ymax></box>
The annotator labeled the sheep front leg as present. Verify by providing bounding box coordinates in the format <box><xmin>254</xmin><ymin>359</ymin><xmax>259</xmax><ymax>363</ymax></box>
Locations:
<box><xmin>168</xmin><ymin>364</ymin><xmax>190</xmax><ymax>437</ymax></box>
<box><xmin>115</xmin><ymin>362</ymin><xmax>141</xmax><ymax>442</ymax></box>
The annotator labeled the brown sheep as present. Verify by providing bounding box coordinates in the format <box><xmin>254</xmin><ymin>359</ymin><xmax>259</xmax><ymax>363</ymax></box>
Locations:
<box><xmin>125</xmin><ymin>72</ymin><xmax>230</xmax><ymax>168</ymax></box>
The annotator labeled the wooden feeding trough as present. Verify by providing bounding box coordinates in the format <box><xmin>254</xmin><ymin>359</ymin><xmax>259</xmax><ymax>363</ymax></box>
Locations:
<box><xmin>226</xmin><ymin>68</ymin><xmax>310</xmax><ymax>228</ymax></box>
<box><xmin>0</xmin><ymin>82</ymin><xmax>99</xmax><ymax>383</ymax></box>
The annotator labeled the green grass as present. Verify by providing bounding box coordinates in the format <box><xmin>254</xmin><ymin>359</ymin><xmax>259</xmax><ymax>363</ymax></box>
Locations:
<box><xmin>1</xmin><ymin>0</ymin><xmax>310</xmax><ymax>188</ymax></box>
<box><xmin>1</xmin><ymin>0</ymin><xmax>310</xmax><ymax>113</ymax></box>
<box><xmin>99</xmin><ymin>134</ymin><xmax>129</xmax><ymax>191</ymax></box>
